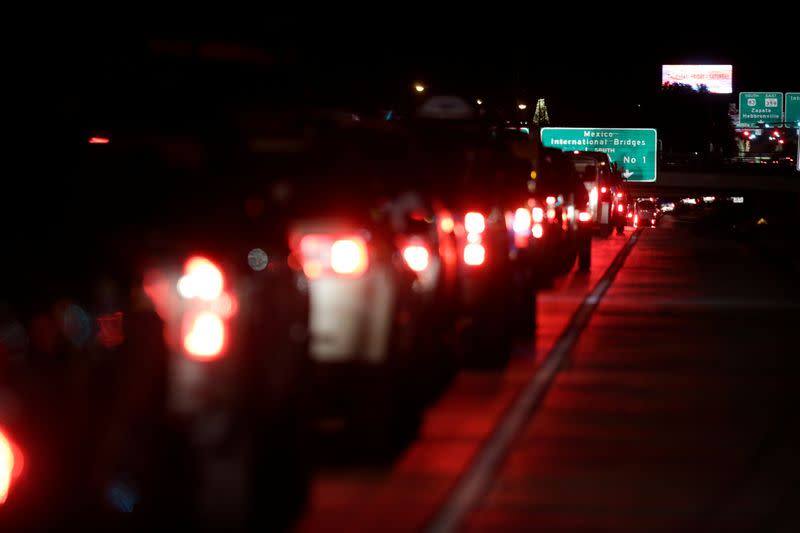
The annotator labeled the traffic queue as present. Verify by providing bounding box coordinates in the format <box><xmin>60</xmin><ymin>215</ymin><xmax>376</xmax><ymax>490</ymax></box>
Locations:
<box><xmin>0</xmin><ymin>94</ymin><xmax>638</xmax><ymax>530</ymax></box>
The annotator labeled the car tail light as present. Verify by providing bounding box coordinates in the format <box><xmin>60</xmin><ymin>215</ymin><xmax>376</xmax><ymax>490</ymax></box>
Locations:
<box><xmin>88</xmin><ymin>136</ymin><xmax>110</xmax><ymax>144</ymax></box>
<box><xmin>627</xmin><ymin>212</ymin><xmax>633</xmax><ymax>219</ymax></box>
<box><xmin>634</xmin><ymin>213</ymin><xmax>639</xmax><ymax>227</ymax></box>
<box><xmin>617</xmin><ymin>204</ymin><xmax>624</xmax><ymax>213</ymax></box>
<box><xmin>513</xmin><ymin>208</ymin><xmax>532</xmax><ymax>235</ymax></box>
<box><xmin>463</xmin><ymin>243</ymin><xmax>485</xmax><ymax>266</ymax></box>
<box><xmin>546</xmin><ymin>208</ymin><xmax>556</xmax><ymax>222</ymax></box>
<box><xmin>182</xmin><ymin>311</ymin><xmax>226</xmax><ymax>360</ymax></box>
<box><xmin>532</xmin><ymin>223</ymin><xmax>544</xmax><ymax>239</ymax></box>
<box><xmin>439</xmin><ymin>215</ymin><xmax>455</xmax><ymax>233</ymax></box>
<box><xmin>578</xmin><ymin>211</ymin><xmax>592</xmax><ymax>222</ymax></box>
<box><xmin>331</xmin><ymin>238</ymin><xmax>369</xmax><ymax>275</ymax></box>
<box><xmin>545</xmin><ymin>196</ymin><xmax>556</xmax><ymax>206</ymax></box>
<box><xmin>178</xmin><ymin>257</ymin><xmax>224</xmax><ymax>301</ymax></box>
<box><xmin>600</xmin><ymin>186</ymin><xmax>607</xmax><ymax>194</ymax></box>
<box><xmin>651</xmin><ymin>219</ymin><xmax>656</xmax><ymax>226</ymax></box>
<box><xmin>464</xmin><ymin>212</ymin><xmax>486</xmax><ymax>234</ymax></box>
<box><xmin>532</xmin><ymin>207</ymin><xmax>544</xmax><ymax>224</ymax></box>
<box><xmin>617</xmin><ymin>192</ymin><xmax>623</xmax><ymax>198</ymax></box>
<box><xmin>299</xmin><ymin>234</ymin><xmax>369</xmax><ymax>278</ymax></box>
<box><xmin>402</xmin><ymin>244</ymin><xmax>430</xmax><ymax>272</ymax></box>
<box><xmin>0</xmin><ymin>427</ymin><xmax>23</xmax><ymax>505</ymax></box>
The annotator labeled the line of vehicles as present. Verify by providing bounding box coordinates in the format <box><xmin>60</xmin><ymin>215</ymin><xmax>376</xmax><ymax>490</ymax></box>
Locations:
<box><xmin>0</xmin><ymin>85</ymin><xmax>646</xmax><ymax>529</ymax></box>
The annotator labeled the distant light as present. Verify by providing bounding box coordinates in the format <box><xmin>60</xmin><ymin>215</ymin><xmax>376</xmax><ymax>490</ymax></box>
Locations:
<box><xmin>440</xmin><ymin>215</ymin><xmax>455</xmax><ymax>233</ymax></box>
<box><xmin>703</xmin><ymin>196</ymin><xmax>716</xmax><ymax>202</ymax></box>
<box><xmin>183</xmin><ymin>311</ymin><xmax>225</xmax><ymax>359</ymax></box>
<box><xmin>414</xmin><ymin>83</ymin><xmax>426</xmax><ymax>93</ymax></box>
<box><xmin>519</xmin><ymin>127</ymin><xmax>530</xmax><ymax>134</ymax></box>
<box><xmin>773</xmin><ymin>130</ymin><xmax>780</xmax><ymax>138</ymax></box>
<box><xmin>178</xmin><ymin>257</ymin><xmax>224</xmax><ymax>301</ymax></box>
<box><xmin>402</xmin><ymin>245</ymin><xmax>430</xmax><ymax>273</ymax></box>
<box><xmin>545</xmin><ymin>196</ymin><xmax>556</xmax><ymax>206</ymax></box>
<box><xmin>89</xmin><ymin>136</ymin><xmax>109</xmax><ymax>144</ymax></box>
<box><xmin>730</xmin><ymin>197</ymin><xmax>744</xmax><ymax>204</ymax></box>
<box><xmin>476</xmin><ymin>98</ymin><xmax>483</xmax><ymax>105</ymax></box>
<box><xmin>463</xmin><ymin>243</ymin><xmax>486</xmax><ymax>266</ymax></box>
<box><xmin>517</xmin><ymin>103</ymin><xmax>527</xmax><ymax>110</ymax></box>
<box><xmin>331</xmin><ymin>238</ymin><xmax>369</xmax><ymax>275</ymax></box>
<box><xmin>512</xmin><ymin>208</ymin><xmax>532</xmax><ymax>235</ymax></box>
<box><xmin>530</xmin><ymin>170</ymin><xmax>537</xmax><ymax>180</ymax></box>
<box><xmin>743</xmin><ymin>130</ymin><xmax>751</xmax><ymax>137</ymax></box>
<box><xmin>600</xmin><ymin>186</ymin><xmax>607</xmax><ymax>194</ymax></box>
<box><xmin>778</xmin><ymin>139</ymin><xmax>785</xmax><ymax>144</ymax></box>
<box><xmin>532</xmin><ymin>224</ymin><xmax>544</xmax><ymax>239</ymax></box>
<box><xmin>578</xmin><ymin>211</ymin><xmax>592</xmax><ymax>222</ymax></box>
<box><xmin>464</xmin><ymin>212</ymin><xmax>486</xmax><ymax>234</ymax></box>
<box><xmin>247</xmin><ymin>248</ymin><xmax>269</xmax><ymax>271</ymax></box>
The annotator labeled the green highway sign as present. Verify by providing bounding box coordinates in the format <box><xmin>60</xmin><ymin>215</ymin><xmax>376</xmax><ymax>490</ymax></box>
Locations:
<box><xmin>540</xmin><ymin>127</ymin><xmax>657</xmax><ymax>182</ymax></box>
<box><xmin>785</xmin><ymin>93</ymin><xmax>800</xmax><ymax>127</ymax></box>
<box><xmin>739</xmin><ymin>92</ymin><xmax>783</xmax><ymax>127</ymax></box>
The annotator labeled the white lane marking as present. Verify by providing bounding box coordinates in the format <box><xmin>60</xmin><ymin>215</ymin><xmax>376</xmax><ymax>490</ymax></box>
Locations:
<box><xmin>425</xmin><ymin>230</ymin><xmax>640</xmax><ymax>533</ymax></box>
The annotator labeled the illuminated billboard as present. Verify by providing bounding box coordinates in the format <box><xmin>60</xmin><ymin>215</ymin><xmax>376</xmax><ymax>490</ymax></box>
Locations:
<box><xmin>661</xmin><ymin>65</ymin><xmax>733</xmax><ymax>94</ymax></box>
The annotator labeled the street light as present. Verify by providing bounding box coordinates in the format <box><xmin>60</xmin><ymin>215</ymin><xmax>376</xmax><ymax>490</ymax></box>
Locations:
<box><xmin>414</xmin><ymin>83</ymin><xmax>426</xmax><ymax>93</ymax></box>
<box><xmin>517</xmin><ymin>103</ymin><xmax>527</xmax><ymax>110</ymax></box>
<box><xmin>476</xmin><ymin>98</ymin><xmax>483</xmax><ymax>105</ymax></box>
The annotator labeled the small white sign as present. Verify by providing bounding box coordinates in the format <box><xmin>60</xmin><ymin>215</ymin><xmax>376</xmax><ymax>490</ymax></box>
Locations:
<box><xmin>765</xmin><ymin>98</ymin><xmax>778</xmax><ymax>107</ymax></box>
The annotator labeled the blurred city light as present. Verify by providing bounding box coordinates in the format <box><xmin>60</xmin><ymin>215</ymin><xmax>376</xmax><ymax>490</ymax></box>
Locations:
<box><xmin>414</xmin><ymin>83</ymin><xmax>426</xmax><ymax>93</ymax></box>
<box><xmin>517</xmin><ymin>103</ymin><xmax>527</xmax><ymax>110</ymax></box>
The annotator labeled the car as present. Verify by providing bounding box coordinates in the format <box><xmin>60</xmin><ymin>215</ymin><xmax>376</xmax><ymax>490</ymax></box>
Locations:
<box><xmin>234</xmin><ymin>112</ymin><xmax>443</xmax><ymax>452</ymax></box>
<box><xmin>395</xmin><ymin>97</ymin><xmax>522</xmax><ymax>368</ymax></box>
<box><xmin>634</xmin><ymin>198</ymin><xmax>661</xmax><ymax>228</ymax></box>
<box><xmin>565</xmin><ymin>151</ymin><xmax>626</xmax><ymax>237</ymax></box>
<box><xmin>519</xmin><ymin>146</ymin><xmax>592</xmax><ymax>280</ymax></box>
<box><xmin>1</xmin><ymin>60</ymin><xmax>313</xmax><ymax>531</ymax></box>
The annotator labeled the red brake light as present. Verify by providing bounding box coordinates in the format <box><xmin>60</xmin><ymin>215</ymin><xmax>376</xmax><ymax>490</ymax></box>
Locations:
<box><xmin>463</xmin><ymin>243</ymin><xmax>486</xmax><ymax>266</ymax></box>
<box><xmin>182</xmin><ymin>311</ymin><xmax>226</xmax><ymax>360</ymax></box>
<box><xmin>0</xmin><ymin>427</ymin><xmax>23</xmax><ymax>505</ymax></box>
<box><xmin>88</xmin><ymin>136</ymin><xmax>110</xmax><ymax>144</ymax></box>
<box><xmin>617</xmin><ymin>192</ymin><xmax>623</xmax><ymax>198</ymax></box>
<box><xmin>532</xmin><ymin>207</ymin><xmax>544</xmax><ymax>224</ymax></box>
<box><xmin>634</xmin><ymin>213</ymin><xmax>639</xmax><ymax>227</ymax></box>
<box><xmin>600</xmin><ymin>186</ymin><xmax>607</xmax><ymax>193</ymax></box>
<box><xmin>617</xmin><ymin>204</ymin><xmax>624</xmax><ymax>213</ymax></box>
<box><xmin>402</xmin><ymin>244</ymin><xmax>430</xmax><ymax>272</ymax></box>
<box><xmin>464</xmin><ymin>212</ymin><xmax>486</xmax><ymax>234</ymax></box>
<box><xmin>578</xmin><ymin>211</ymin><xmax>592</xmax><ymax>222</ymax></box>
<box><xmin>532</xmin><ymin>223</ymin><xmax>544</xmax><ymax>239</ymax></box>
<box><xmin>440</xmin><ymin>215</ymin><xmax>455</xmax><ymax>233</ymax></box>
<box><xmin>331</xmin><ymin>238</ymin><xmax>369</xmax><ymax>275</ymax></box>
<box><xmin>545</xmin><ymin>196</ymin><xmax>556</xmax><ymax>206</ymax></box>
<box><xmin>546</xmin><ymin>208</ymin><xmax>557</xmax><ymax>222</ymax></box>
<box><xmin>513</xmin><ymin>208</ymin><xmax>532</xmax><ymax>234</ymax></box>
<box><xmin>299</xmin><ymin>234</ymin><xmax>369</xmax><ymax>277</ymax></box>
<box><xmin>178</xmin><ymin>257</ymin><xmax>224</xmax><ymax>301</ymax></box>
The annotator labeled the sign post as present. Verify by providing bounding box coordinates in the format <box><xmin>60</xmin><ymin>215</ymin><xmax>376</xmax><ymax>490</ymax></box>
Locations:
<box><xmin>738</xmin><ymin>92</ymin><xmax>784</xmax><ymax>127</ymax></box>
<box><xmin>540</xmin><ymin>128</ymin><xmax>657</xmax><ymax>182</ymax></box>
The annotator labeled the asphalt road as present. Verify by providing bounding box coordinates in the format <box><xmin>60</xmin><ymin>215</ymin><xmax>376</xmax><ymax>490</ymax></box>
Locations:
<box><xmin>295</xmin><ymin>212</ymin><xmax>800</xmax><ymax>532</ymax></box>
